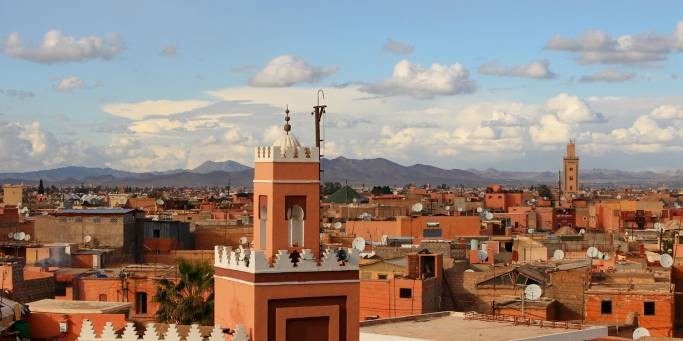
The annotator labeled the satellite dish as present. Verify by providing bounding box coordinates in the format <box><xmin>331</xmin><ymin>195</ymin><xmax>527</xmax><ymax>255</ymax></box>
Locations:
<box><xmin>334</xmin><ymin>222</ymin><xmax>342</xmax><ymax>229</ymax></box>
<box><xmin>24</xmin><ymin>234</ymin><xmax>31</xmax><ymax>241</ymax></box>
<box><xmin>579</xmin><ymin>229</ymin><xmax>586</xmax><ymax>235</ymax></box>
<box><xmin>587</xmin><ymin>247</ymin><xmax>599</xmax><ymax>258</ymax></box>
<box><xmin>484</xmin><ymin>212</ymin><xmax>494</xmax><ymax>220</ymax></box>
<box><xmin>15</xmin><ymin>232</ymin><xmax>25</xmax><ymax>241</ymax></box>
<box><xmin>445</xmin><ymin>206</ymin><xmax>451</xmax><ymax>211</ymax></box>
<box><xmin>458</xmin><ymin>207</ymin><xmax>464</xmax><ymax>212</ymax></box>
<box><xmin>381</xmin><ymin>235</ymin><xmax>388</xmax><ymax>245</ymax></box>
<box><xmin>477</xmin><ymin>250</ymin><xmax>488</xmax><ymax>261</ymax></box>
<box><xmin>239</xmin><ymin>236</ymin><xmax>248</xmax><ymax>245</ymax></box>
<box><xmin>465</xmin><ymin>269</ymin><xmax>475</xmax><ymax>273</ymax></box>
<box><xmin>524</xmin><ymin>284</ymin><xmax>542</xmax><ymax>300</ymax></box>
<box><xmin>553</xmin><ymin>249</ymin><xmax>565</xmax><ymax>260</ymax></box>
<box><xmin>411</xmin><ymin>203</ymin><xmax>424</xmax><ymax>213</ymax></box>
<box><xmin>84</xmin><ymin>235</ymin><xmax>92</xmax><ymax>243</ymax></box>
<box><xmin>7</xmin><ymin>233</ymin><xmax>13</xmax><ymax>239</ymax></box>
<box><xmin>633</xmin><ymin>327</ymin><xmax>650</xmax><ymax>340</ymax></box>
<box><xmin>476</xmin><ymin>207</ymin><xmax>483</xmax><ymax>213</ymax></box>
<box><xmin>352</xmin><ymin>237</ymin><xmax>366</xmax><ymax>252</ymax></box>
<box><xmin>660</xmin><ymin>253</ymin><xmax>674</xmax><ymax>268</ymax></box>
<box><xmin>156</xmin><ymin>199</ymin><xmax>165</xmax><ymax>206</ymax></box>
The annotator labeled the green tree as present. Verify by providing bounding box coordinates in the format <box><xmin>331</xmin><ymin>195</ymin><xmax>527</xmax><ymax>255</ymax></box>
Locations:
<box><xmin>322</xmin><ymin>182</ymin><xmax>342</xmax><ymax>195</ymax></box>
<box><xmin>371</xmin><ymin>185</ymin><xmax>392</xmax><ymax>196</ymax></box>
<box><xmin>537</xmin><ymin>184</ymin><xmax>552</xmax><ymax>199</ymax></box>
<box><xmin>154</xmin><ymin>259</ymin><xmax>215</xmax><ymax>325</ymax></box>
<box><xmin>38</xmin><ymin>179</ymin><xmax>45</xmax><ymax>195</ymax></box>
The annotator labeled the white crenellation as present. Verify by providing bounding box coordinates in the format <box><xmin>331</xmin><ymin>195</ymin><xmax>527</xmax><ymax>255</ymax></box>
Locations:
<box><xmin>254</xmin><ymin>146</ymin><xmax>319</xmax><ymax>163</ymax></box>
<box><xmin>214</xmin><ymin>246</ymin><xmax>359</xmax><ymax>274</ymax></box>
<box><xmin>76</xmin><ymin>320</ymin><xmax>249</xmax><ymax>341</ymax></box>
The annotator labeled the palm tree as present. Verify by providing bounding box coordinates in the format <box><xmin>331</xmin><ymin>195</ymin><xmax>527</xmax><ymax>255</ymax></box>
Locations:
<box><xmin>154</xmin><ymin>259</ymin><xmax>214</xmax><ymax>325</ymax></box>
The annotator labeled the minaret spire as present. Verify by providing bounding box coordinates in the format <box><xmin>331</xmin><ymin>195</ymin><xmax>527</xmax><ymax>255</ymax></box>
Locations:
<box><xmin>283</xmin><ymin>105</ymin><xmax>291</xmax><ymax>134</ymax></box>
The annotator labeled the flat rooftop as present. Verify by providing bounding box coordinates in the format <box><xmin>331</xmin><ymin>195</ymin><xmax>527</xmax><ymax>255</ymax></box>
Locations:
<box><xmin>28</xmin><ymin>299</ymin><xmax>131</xmax><ymax>314</ymax></box>
<box><xmin>360</xmin><ymin>312</ymin><xmax>607</xmax><ymax>341</ymax></box>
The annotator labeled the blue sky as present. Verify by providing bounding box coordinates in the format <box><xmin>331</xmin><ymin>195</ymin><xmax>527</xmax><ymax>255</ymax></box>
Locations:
<box><xmin>1</xmin><ymin>1</ymin><xmax>683</xmax><ymax>172</ymax></box>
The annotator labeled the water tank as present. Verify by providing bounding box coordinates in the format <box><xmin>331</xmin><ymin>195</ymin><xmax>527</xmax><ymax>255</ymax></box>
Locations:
<box><xmin>470</xmin><ymin>239</ymin><xmax>479</xmax><ymax>250</ymax></box>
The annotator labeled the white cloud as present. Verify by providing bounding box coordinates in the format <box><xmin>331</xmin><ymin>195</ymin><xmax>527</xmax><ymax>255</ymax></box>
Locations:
<box><xmin>478</xmin><ymin>59</ymin><xmax>557</xmax><ymax>79</ymax></box>
<box><xmin>161</xmin><ymin>45</ymin><xmax>177</xmax><ymax>57</ymax></box>
<box><xmin>102</xmin><ymin>100</ymin><xmax>213</xmax><ymax>120</ymax></box>
<box><xmin>55</xmin><ymin>76</ymin><xmax>85</xmax><ymax>92</ymax></box>
<box><xmin>360</xmin><ymin>60</ymin><xmax>476</xmax><ymax>98</ymax></box>
<box><xmin>546</xmin><ymin>20</ymin><xmax>683</xmax><ymax>65</ymax></box>
<box><xmin>248</xmin><ymin>55</ymin><xmax>338</xmax><ymax>87</ymax></box>
<box><xmin>2</xmin><ymin>30</ymin><xmax>123</xmax><ymax>64</ymax></box>
<box><xmin>546</xmin><ymin>93</ymin><xmax>605</xmax><ymax>124</ymax></box>
<box><xmin>529</xmin><ymin>114</ymin><xmax>571</xmax><ymax>145</ymax></box>
<box><xmin>650</xmin><ymin>104</ymin><xmax>683</xmax><ymax>119</ymax></box>
<box><xmin>579</xmin><ymin>69</ymin><xmax>636</xmax><ymax>83</ymax></box>
<box><xmin>382</xmin><ymin>39</ymin><xmax>414</xmax><ymax>55</ymax></box>
<box><xmin>0</xmin><ymin>89</ymin><xmax>34</xmax><ymax>100</ymax></box>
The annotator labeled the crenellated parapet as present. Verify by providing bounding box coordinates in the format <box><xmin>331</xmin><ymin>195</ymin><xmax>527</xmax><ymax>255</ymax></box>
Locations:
<box><xmin>76</xmin><ymin>320</ymin><xmax>250</xmax><ymax>341</ymax></box>
<box><xmin>214</xmin><ymin>245</ymin><xmax>359</xmax><ymax>273</ymax></box>
<box><xmin>254</xmin><ymin>145</ymin><xmax>319</xmax><ymax>163</ymax></box>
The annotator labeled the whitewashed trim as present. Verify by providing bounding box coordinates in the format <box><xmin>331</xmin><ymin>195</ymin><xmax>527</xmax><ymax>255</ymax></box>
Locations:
<box><xmin>214</xmin><ymin>275</ymin><xmax>359</xmax><ymax>286</ymax></box>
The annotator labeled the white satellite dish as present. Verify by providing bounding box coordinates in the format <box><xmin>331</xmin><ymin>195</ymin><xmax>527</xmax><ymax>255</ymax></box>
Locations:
<box><xmin>24</xmin><ymin>234</ymin><xmax>31</xmax><ymax>241</ymax></box>
<box><xmin>458</xmin><ymin>207</ymin><xmax>464</xmax><ymax>212</ymax></box>
<box><xmin>524</xmin><ymin>284</ymin><xmax>542</xmax><ymax>300</ymax></box>
<box><xmin>445</xmin><ymin>206</ymin><xmax>451</xmax><ymax>211</ymax></box>
<box><xmin>484</xmin><ymin>212</ymin><xmax>494</xmax><ymax>220</ymax></box>
<box><xmin>586</xmin><ymin>246</ymin><xmax>599</xmax><ymax>258</ymax></box>
<box><xmin>156</xmin><ymin>199</ymin><xmax>165</xmax><ymax>206</ymax></box>
<box><xmin>553</xmin><ymin>249</ymin><xmax>565</xmax><ymax>260</ymax></box>
<box><xmin>632</xmin><ymin>327</ymin><xmax>650</xmax><ymax>340</ymax></box>
<box><xmin>239</xmin><ymin>236</ymin><xmax>248</xmax><ymax>245</ymax></box>
<box><xmin>352</xmin><ymin>237</ymin><xmax>366</xmax><ymax>252</ymax></box>
<box><xmin>477</xmin><ymin>250</ymin><xmax>488</xmax><ymax>261</ymax></box>
<box><xmin>476</xmin><ymin>207</ymin><xmax>483</xmax><ymax>213</ymax></box>
<box><xmin>465</xmin><ymin>269</ymin><xmax>475</xmax><ymax>273</ymax></box>
<box><xmin>84</xmin><ymin>235</ymin><xmax>92</xmax><ymax>243</ymax></box>
<box><xmin>334</xmin><ymin>222</ymin><xmax>342</xmax><ymax>229</ymax></box>
<box><xmin>411</xmin><ymin>203</ymin><xmax>424</xmax><ymax>213</ymax></box>
<box><xmin>7</xmin><ymin>233</ymin><xmax>13</xmax><ymax>239</ymax></box>
<box><xmin>579</xmin><ymin>229</ymin><xmax>586</xmax><ymax>235</ymax></box>
<box><xmin>15</xmin><ymin>232</ymin><xmax>25</xmax><ymax>241</ymax></box>
<box><xmin>660</xmin><ymin>253</ymin><xmax>674</xmax><ymax>268</ymax></box>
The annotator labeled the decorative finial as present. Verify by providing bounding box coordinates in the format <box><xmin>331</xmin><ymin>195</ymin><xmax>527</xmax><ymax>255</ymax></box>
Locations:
<box><xmin>284</xmin><ymin>105</ymin><xmax>291</xmax><ymax>134</ymax></box>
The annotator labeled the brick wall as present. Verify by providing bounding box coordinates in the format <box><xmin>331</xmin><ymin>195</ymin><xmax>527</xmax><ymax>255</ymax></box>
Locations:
<box><xmin>360</xmin><ymin>277</ymin><xmax>433</xmax><ymax>320</ymax></box>
<box><xmin>546</xmin><ymin>268</ymin><xmax>589</xmax><ymax>320</ymax></box>
<box><xmin>585</xmin><ymin>292</ymin><xmax>674</xmax><ymax>337</ymax></box>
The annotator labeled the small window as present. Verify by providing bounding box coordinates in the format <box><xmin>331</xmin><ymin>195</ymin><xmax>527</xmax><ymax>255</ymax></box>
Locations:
<box><xmin>153</xmin><ymin>229</ymin><xmax>161</xmax><ymax>238</ymax></box>
<box><xmin>601</xmin><ymin>300</ymin><xmax>612</xmax><ymax>315</ymax></box>
<box><xmin>99</xmin><ymin>294</ymin><xmax>107</xmax><ymax>301</ymax></box>
<box><xmin>399</xmin><ymin>288</ymin><xmax>412</xmax><ymax>298</ymax></box>
<box><xmin>569</xmin><ymin>167</ymin><xmax>573</xmax><ymax>171</ymax></box>
<box><xmin>136</xmin><ymin>292</ymin><xmax>148</xmax><ymax>314</ymax></box>
<box><xmin>569</xmin><ymin>177</ymin><xmax>573</xmax><ymax>181</ymax></box>
<box><xmin>75</xmin><ymin>217</ymin><xmax>83</xmax><ymax>223</ymax></box>
<box><xmin>93</xmin><ymin>218</ymin><xmax>101</xmax><ymax>223</ymax></box>
<box><xmin>644</xmin><ymin>301</ymin><xmax>655</xmax><ymax>316</ymax></box>
<box><xmin>110</xmin><ymin>218</ymin><xmax>118</xmax><ymax>223</ymax></box>
<box><xmin>377</xmin><ymin>273</ymin><xmax>388</xmax><ymax>280</ymax></box>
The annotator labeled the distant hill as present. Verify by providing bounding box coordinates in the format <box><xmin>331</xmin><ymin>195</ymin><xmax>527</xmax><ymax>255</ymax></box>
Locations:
<box><xmin>1</xmin><ymin>157</ymin><xmax>682</xmax><ymax>187</ymax></box>
<box><xmin>191</xmin><ymin>160</ymin><xmax>251</xmax><ymax>174</ymax></box>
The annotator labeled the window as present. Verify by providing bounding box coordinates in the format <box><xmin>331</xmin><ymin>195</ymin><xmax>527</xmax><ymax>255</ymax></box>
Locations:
<box><xmin>93</xmin><ymin>218</ymin><xmax>101</xmax><ymax>223</ymax></box>
<box><xmin>75</xmin><ymin>217</ymin><xmax>83</xmax><ymax>222</ymax></box>
<box><xmin>423</xmin><ymin>228</ymin><xmax>442</xmax><ymax>237</ymax></box>
<box><xmin>110</xmin><ymin>218</ymin><xmax>118</xmax><ymax>223</ymax></box>
<box><xmin>153</xmin><ymin>229</ymin><xmax>161</xmax><ymax>238</ymax></box>
<box><xmin>99</xmin><ymin>294</ymin><xmax>107</xmax><ymax>301</ymax></box>
<box><xmin>136</xmin><ymin>292</ymin><xmax>148</xmax><ymax>314</ymax></box>
<box><xmin>569</xmin><ymin>177</ymin><xmax>573</xmax><ymax>181</ymax></box>
<box><xmin>644</xmin><ymin>301</ymin><xmax>655</xmax><ymax>316</ymax></box>
<box><xmin>377</xmin><ymin>273</ymin><xmax>387</xmax><ymax>280</ymax></box>
<box><xmin>569</xmin><ymin>167</ymin><xmax>573</xmax><ymax>171</ymax></box>
<box><xmin>399</xmin><ymin>288</ymin><xmax>412</xmax><ymax>298</ymax></box>
<box><xmin>601</xmin><ymin>300</ymin><xmax>612</xmax><ymax>315</ymax></box>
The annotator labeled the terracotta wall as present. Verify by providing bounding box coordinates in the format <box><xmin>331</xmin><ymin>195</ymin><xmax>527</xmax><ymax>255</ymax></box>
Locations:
<box><xmin>27</xmin><ymin>312</ymin><xmax>127</xmax><ymax>341</ymax></box>
<box><xmin>585</xmin><ymin>292</ymin><xmax>674</xmax><ymax>336</ymax></box>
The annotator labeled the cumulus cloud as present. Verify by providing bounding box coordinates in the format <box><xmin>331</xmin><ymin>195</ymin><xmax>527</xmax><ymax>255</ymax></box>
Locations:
<box><xmin>478</xmin><ymin>59</ymin><xmax>557</xmax><ymax>79</ymax></box>
<box><xmin>546</xmin><ymin>20</ymin><xmax>683</xmax><ymax>65</ymax></box>
<box><xmin>545</xmin><ymin>93</ymin><xmax>605</xmax><ymax>124</ymax></box>
<box><xmin>579</xmin><ymin>69</ymin><xmax>636</xmax><ymax>83</ymax></box>
<box><xmin>54</xmin><ymin>76</ymin><xmax>85</xmax><ymax>92</ymax></box>
<box><xmin>382</xmin><ymin>39</ymin><xmax>414</xmax><ymax>55</ymax></box>
<box><xmin>2</xmin><ymin>30</ymin><xmax>123</xmax><ymax>64</ymax></box>
<box><xmin>0</xmin><ymin>89</ymin><xmax>34</xmax><ymax>100</ymax></box>
<box><xmin>482</xmin><ymin>111</ymin><xmax>533</xmax><ymax>127</ymax></box>
<box><xmin>360</xmin><ymin>60</ymin><xmax>476</xmax><ymax>99</ymax></box>
<box><xmin>161</xmin><ymin>45</ymin><xmax>177</xmax><ymax>57</ymax></box>
<box><xmin>650</xmin><ymin>104</ymin><xmax>683</xmax><ymax>119</ymax></box>
<box><xmin>529</xmin><ymin>114</ymin><xmax>572</xmax><ymax>145</ymax></box>
<box><xmin>248</xmin><ymin>55</ymin><xmax>338</xmax><ymax>87</ymax></box>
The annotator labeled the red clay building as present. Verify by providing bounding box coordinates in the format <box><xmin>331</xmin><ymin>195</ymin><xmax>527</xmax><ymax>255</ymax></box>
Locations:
<box><xmin>346</xmin><ymin>215</ymin><xmax>481</xmax><ymax>243</ymax></box>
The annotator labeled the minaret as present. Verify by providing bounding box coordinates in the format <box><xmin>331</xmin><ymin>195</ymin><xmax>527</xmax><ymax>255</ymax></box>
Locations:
<box><xmin>214</xmin><ymin>107</ymin><xmax>360</xmax><ymax>341</ymax></box>
<box><xmin>562</xmin><ymin>139</ymin><xmax>579</xmax><ymax>196</ymax></box>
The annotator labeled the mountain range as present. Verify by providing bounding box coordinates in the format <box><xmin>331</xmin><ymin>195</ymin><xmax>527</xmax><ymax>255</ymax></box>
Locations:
<box><xmin>1</xmin><ymin>157</ymin><xmax>682</xmax><ymax>187</ymax></box>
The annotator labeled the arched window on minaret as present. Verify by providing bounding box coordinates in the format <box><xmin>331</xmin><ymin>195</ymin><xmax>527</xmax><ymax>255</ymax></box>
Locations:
<box><xmin>287</xmin><ymin>204</ymin><xmax>305</xmax><ymax>247</ymax></box>
<box><xmin>258</xmin><ymin>195</ymin><xmax>268</xmax><ymax>249</ymax></box>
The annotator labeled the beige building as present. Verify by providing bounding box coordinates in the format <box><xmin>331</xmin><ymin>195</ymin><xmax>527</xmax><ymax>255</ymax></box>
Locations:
<box><xmin>562</xmin><ymin>140</ymin><xmax>579</xmax><ymax>196</ymax></box>
<box><xmin>2</xmin><ymin>185</ymin><xmax>23</xmax><ymax>206</ymax></box>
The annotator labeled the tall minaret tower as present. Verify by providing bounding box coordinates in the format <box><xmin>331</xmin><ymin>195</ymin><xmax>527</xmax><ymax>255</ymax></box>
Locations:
<box><xmin>562</xmin><ymin>139</ymin><xmax>579</xmax><ymax>196</ymax></box>
<box><xmin>214</xmin><ymin>107</ymin><xmax>360</xmax><ymax>341</ymax></box>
